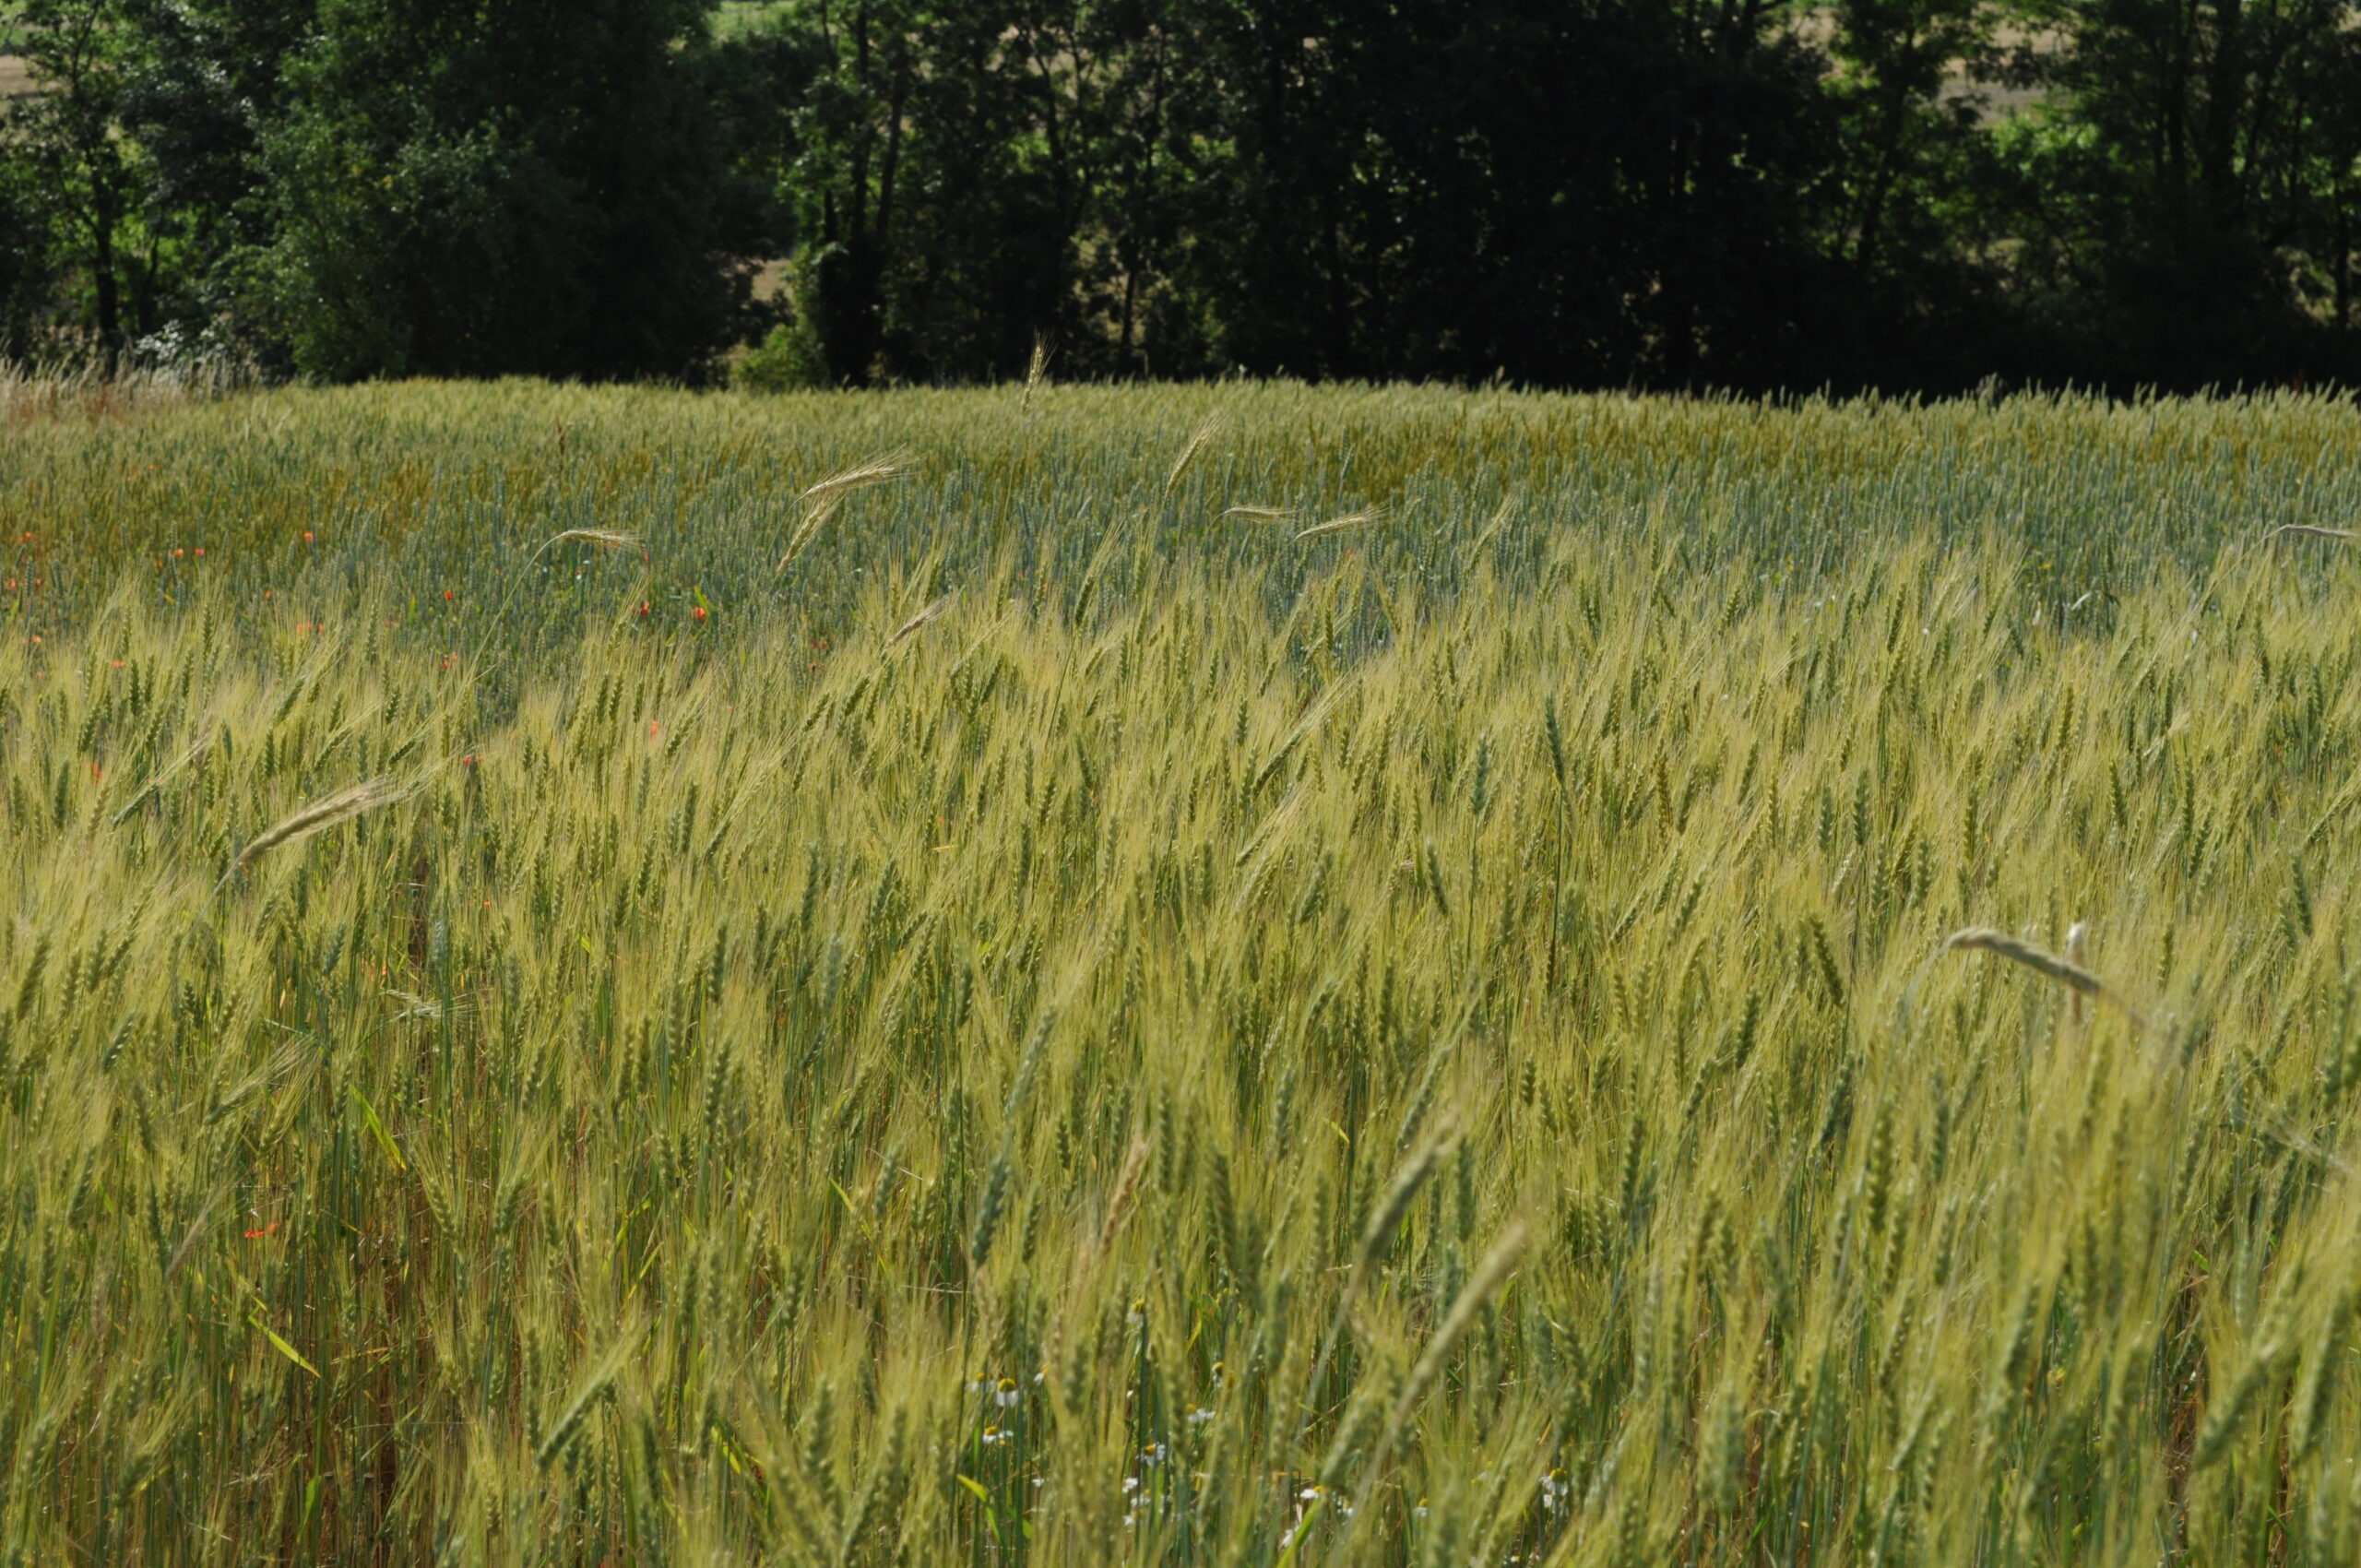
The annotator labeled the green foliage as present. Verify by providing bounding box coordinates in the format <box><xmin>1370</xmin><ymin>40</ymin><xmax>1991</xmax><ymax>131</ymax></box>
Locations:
<box><xmin>0</xmin><ymin>145</ymin><xmax>56</xmax><ymax>358</ymax></box>
<box><xmin>7</xmin><ymin>0</ymin><xmax>2361</xmax><ymax>386</ymax></box>
<box><xmin>247</xmin><ymin>0</ymin><xmax>749</xmax><ymax>381</ymax></box>
<box><xmin>738</xmin><ymin>300</ymin><xmax>826</xmax><ymax>392</ymax></box>
<box><xmin>3</xmin><ymin>380</ymin><xmax>2361</xmax><ymax>1561</ymax></box>
<box><xmin>2</xmin><ymin>0</ymin><xmax>155</xmax><ymax>356</ymax></box>
<box><xmin>1970</xmin><ymin>0</ymin><xmax>2361</xmax><ymax>381</ymax></box>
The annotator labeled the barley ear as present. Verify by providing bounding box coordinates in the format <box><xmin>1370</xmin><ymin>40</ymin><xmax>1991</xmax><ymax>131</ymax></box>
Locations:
<box><xmin>777</xmin><ymin>456</ymin><xmax>907</xmax><ymax>574</ymax></box>
<box><xmin>529</xmin><ymin>528</ymin><xmax>639</xmax><ymax>564</ymax></box>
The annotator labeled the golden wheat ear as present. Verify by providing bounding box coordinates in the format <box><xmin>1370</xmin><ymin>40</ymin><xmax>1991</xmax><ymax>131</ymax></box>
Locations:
<box><xmin>1166</xmin><ymin>416</ymin><xmax>1224</xmax><ymax>492</ymax></box>
<box><xmin>798</xmin><ymin>455</ymin><xmax>907</xmax><ymax>505</ymax></box>
<box><xmin>219</xmin><ymin>778</ymin><xmax>409</xmax><ymax>888</ymax></box>
<box><xmin>2268</xmin><ymin>524</ymin><xmax>2355</xmax><ymax>541</ymax></box>
<box><xmin>777</xmin><ymin>456</ymin><xmax>908</xmax><ymax>573</ymax></box>
<box><xmin>884</xmin><ymin>592</ymin><xmax>955</xmax><ymax>649</ymax></box>
<box><xmin>1940</xmin><ymin>925</ymin><xmax>2147</xmax><ymax>1029</ymax></box>
<box><xmin>544</xmin><ymin>529</ymin><xmax>639</xmax><ymax>551</ymax></box>
<box><xmin>1295</xmin><ymin>506</ymin><xmax>1385</xmax><ymax>541</ymax></box>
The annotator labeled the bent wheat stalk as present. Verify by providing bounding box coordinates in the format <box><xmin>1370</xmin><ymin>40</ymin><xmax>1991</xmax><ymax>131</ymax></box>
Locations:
<box><xmin>778</xmin><ymin>457</ymin><xmax>907</xmax><ymax>573</ymax></box>
<box><xmin>530</xmin><ymin>528</ymin><xmax>639</xmax><ymax>561</ymax></box>
<box><xmin>219</xmin><ymin>778</ymin><xmax>409</xmax><ymax>888</ymax></box>
<box><xmin>1941</xmin><ymin>926</ymin><xmax>2146</xmax><ymax>1028</ymax></box>
<box><xmin>1295</xmin><ymin>507</ymin><xmax>1384</xmax><ymax>541</ymax></box>
<box><xmin>1224</xmin><ymin>505</ymin><xmax>1298</xmax><ymax>523</ymax></box>
<box><xmin>2268</xmin><ymin>524</ymin><xmax>2354</xmax><ymax>542</ymax></box>
<box><xmin>1337</xmin><ymin>1219</ymin><xmax>1532</xmax><ymax>1526</ymax></box>
<box><xmin>1167</xmin><ymin>416</ymin><xmax>1223</xmax><ymax>492</ymax></box>
<box><xmin>884</xmin><ymin>592</ymin><xmax>954</xmax><ymax>649</ymax></box>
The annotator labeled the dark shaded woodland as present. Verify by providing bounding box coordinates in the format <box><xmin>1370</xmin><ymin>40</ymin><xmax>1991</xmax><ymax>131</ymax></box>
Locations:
<box><xmin>3</xmin><ymin>0</ymin><xmax>2356</xmax><ymax>392</ymax></box>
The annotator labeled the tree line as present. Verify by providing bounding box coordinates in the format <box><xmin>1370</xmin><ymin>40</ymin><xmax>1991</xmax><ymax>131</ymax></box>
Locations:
<box><xmin>2</xmin><ymin>0</ymin><xmax>2357</xmax><ymax>394</ymax></box>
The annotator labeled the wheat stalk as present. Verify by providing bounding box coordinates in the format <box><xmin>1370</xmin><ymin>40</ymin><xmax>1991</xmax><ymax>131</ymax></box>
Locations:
<box><xmin>220</xmin><ymin>778</ymin><xmax>409</xmax><ymax>886</ymax></box>
<box><xmin>884</xmin><ymin>592</ymin><xmax>955</xmax><ymax>649</ymax></box>
<box><xmin>1224</xmin><ymin>505</ymin><xmax>1298</xmax><ymax>523</ymax></box>
<box><xmin>1336</xmin><ymin>1219</ymin><xmax>1531</xmax><ymax>1523</ymax></box>
<box><xmin>1167</xmin><ymin>416</ymin><xmax>1224</xmax><ymax>492</ymax></box>
<box><xmin>1294</xmin><ymin>507</ymin><xmax>1384</xmax><ymax>541</ymax></box>
<box><xmin>1021</xmin><ymin>339</ymin><xmax>1052</xmax><ymax>411</ymax></box>
<box><xmin>777</xmin><ymin>457</ymin><xmax>907</xmax><ymax>574</ymax></box>
<box><xmin>2268</xmin><ymin>524</ymin><xmax>2354</xmax><ymax>542</ymax></box>
<box><xmin>1941</xmin><ymin>925</ymin><xmax>2146</xmax><ymax>1028</ymax></box>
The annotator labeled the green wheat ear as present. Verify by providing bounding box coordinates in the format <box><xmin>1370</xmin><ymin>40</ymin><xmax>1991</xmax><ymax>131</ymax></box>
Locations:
<box><xmin>5</xmin><ymin>381</ymin><xmax>2358</xmax><ymax>1562</ymax></box>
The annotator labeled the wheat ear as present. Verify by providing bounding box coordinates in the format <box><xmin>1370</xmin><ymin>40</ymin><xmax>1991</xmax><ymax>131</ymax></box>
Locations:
<box><xmin>885</xmin><ymin>592</ymin><xmax>955</xmax><ymax>649</ymax></box>
<box><xmin>1021</xmin><ymin>338</ymin><xmax>1051</xmax><ymax>411</ymax></box>
<box><xmin>112</xmin><ymin>721</ymin><xmax>218</xmax><ymax>826</ymax></box>
<box><xmin>1295</xmin><ymin>507</ymin><xmax>1384</xmax><ymax>541</ymax></box>
<box><xmin>2269</xmin><ymin>524</ymin><xmax>2354</xmax><ymax>542</ymax></box>
<box><xmin>1096</xmin><ymin>1136</ymin><xmax>1151</xmax><ymax>1256</ymax></box>
<box><xmin>1167</xmin><ymin>416</ymin><xmax>1224</xmax><ymax>492</ymax></box>
<box><xmin>222</xmin><ymin>778</ymin><xmax>407</xmax><ymax>884</ymax></box>
<box><xmin>544</xmin><ymin>528</ymin><xmax>638</xmax><ymax>551</ymax></box>
<box><xmin>777</xmin><ymin>457</ymin><xmax>907</xmax><ymax>574</ymax></box>
<box><xmin>1223</xmin><ymin>505</ymin><xmax>1298</xmax><ymax>523</ymax></box>
<box><xmin>2066</xmin><ymin>921</ymin><xmax>2088</xmax><ymax>1023</ymax></box>
<box><xmin>1941</xmin><ymin>925</ymin><xmax>2145</xmax><ymax>1028</ymax></box>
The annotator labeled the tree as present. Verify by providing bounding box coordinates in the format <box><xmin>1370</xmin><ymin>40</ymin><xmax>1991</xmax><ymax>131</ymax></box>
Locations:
<box><xmin>5</xmin><ymin>0</ymin><xmax>150</xmax><ymax>362</ymax></box>
<box><xmin>115</xmin><ymin>0</ymin><xmax>315</xmax><ymax>351</ymax></box>
<box><xmin>1987</xmin><ymin>0</ymin><xmax>2361</xmax><ymax>384</ymax></box>
<box><xmin>255</xmin><ymin>0</ymin><xmax>753</xmax><ymax>381</ymax></box>
<box><xmin>0</xmin><ymin>146</ymin><xmax>60</xmax><ymax>360</ymax></box>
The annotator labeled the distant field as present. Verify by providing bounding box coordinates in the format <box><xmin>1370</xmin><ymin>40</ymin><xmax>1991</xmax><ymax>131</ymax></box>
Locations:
<box><xmin>5</xmin><ymin>379</ymin><xmax>2361</xmax><ymax>1563</ymax></box>
<box><xmin>0</xmin><ymin>53</ymin><xmax>32</xmax><ymax>97</ymax></box>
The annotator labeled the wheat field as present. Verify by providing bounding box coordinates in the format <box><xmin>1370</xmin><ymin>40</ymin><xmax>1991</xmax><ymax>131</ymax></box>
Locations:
<box><xmin>6</xmin><ymin>378</ymin><xmax>2361</xmax><ymax>1564</ymax></box>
